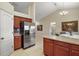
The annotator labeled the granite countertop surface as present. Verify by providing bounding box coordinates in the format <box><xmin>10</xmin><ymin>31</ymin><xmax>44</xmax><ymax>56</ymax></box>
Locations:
<box><xmin>44</xmin><ymin>35</ymin><xmax>79</xmax><ymax>45</ymax></box>
<box><xmin>14</xmin><ymin>33</ymin><xmax>21</xmax><ymax>36</ymax></box>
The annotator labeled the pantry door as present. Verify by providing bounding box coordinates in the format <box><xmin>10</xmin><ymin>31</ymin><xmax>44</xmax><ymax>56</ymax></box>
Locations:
<box><xmin>0</xmin><ymin>10</ymin><xmax>14</xmax><ymax>56</ymax></box>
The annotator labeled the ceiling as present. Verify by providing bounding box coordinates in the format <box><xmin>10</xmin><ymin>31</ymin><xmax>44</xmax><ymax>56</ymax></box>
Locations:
<box><xmin>10</xmin><ymin>2</ymin><xmax>79</xmax><ymax>21</ymax></box>
<box><xmin>10</xmin><ymin>2</ymin><xmax>32</xmax><ymax>14</ymax></box>
<box><xmin>36</xmin><ymin>2</ymin><xmax>79</xmax><ymax>21</ymax></box>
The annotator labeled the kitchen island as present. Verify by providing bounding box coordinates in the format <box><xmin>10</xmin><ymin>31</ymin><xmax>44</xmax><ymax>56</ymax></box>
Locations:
<box><xmin>43</xmin><ymin>35</ymin><xmax>79</xmax><ymax>56</ymax></box>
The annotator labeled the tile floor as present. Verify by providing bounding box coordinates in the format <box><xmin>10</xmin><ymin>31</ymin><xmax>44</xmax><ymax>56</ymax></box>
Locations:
<box><xmin>11</xmin><ymin>38</ymin><xmax>44</xmax><ymax>56</ymax></box>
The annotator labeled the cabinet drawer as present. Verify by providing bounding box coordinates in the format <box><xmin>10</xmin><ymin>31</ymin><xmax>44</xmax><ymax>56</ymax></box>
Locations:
<box><xmin>70</xmin><ymin>44</ymin><xmax>79</xmax><ymax>51</ymax></box>
<box><xmin>44</xmin><ymin>38</ymin><xmax>54</xmax><ymax>43</ymax></box>
<box><xmin>54</xmin><ymin>40</ymin><xmax>70</xmax><ymax>48</ymax></box>
<box><xmin>54</xmin><ymin>44</ymin><xmax>69</xmax><ymax>56</ymax></box>
<box><xmin>70</xmin><ymin>49</ymin><xmax>79</xmax><ymax>56</ymax></box>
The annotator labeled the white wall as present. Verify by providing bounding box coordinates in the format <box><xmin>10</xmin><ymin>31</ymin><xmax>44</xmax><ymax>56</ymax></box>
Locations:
<box><xmin>0</xmin><ymin>2</ymin><xmax>14</xmax><ymax>55</ymax></box>
<box><xmin>28</xmin><ymin>3</ymin><xmax>36</xmax><ymax>23</ymax></box>
<box><xmin>14</xmin><ymin>3</ymin><xmax>35</xmax><ymax>22</ymax></box>
<box><xmin>49</xmin><ymin>8</ymin><xmax>79</xmax><ymax>34</ymax></box>
<box><xmin>37</xmin><ymin>8</ymin><xmax>79</xmax><ymax>40</ymax></box>
<box><xmin>0</xmin><ymin>2</ymin><xmax>14</xmax><ymax>15</ymax></box>
<box><xmin>14</xmin><ymin>11</ymin><xmax>31</xmax><ymax>18</ymax></box>
<box><xmin>14</xmin><ymin>3</ymin><xmax>35</xmax><ymax>21</ymax></box>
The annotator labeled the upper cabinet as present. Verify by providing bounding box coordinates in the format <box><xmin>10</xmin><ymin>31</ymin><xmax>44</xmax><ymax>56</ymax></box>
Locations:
<box><xmin>14</xmin><ymin>16</ymin><xmax>32</xmax><ymax>28</ymax></box>
<box><xmin>14</xmin><ymin>16</ymin><xmax>20</xmax><ymax>28</ymax></box>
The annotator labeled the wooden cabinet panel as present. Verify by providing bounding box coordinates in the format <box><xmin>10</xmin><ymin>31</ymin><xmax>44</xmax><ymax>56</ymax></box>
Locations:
<box><xmin>44</xmin><ymin>43</ymin><xmax>54</xmax><ymax>56</ymax></box>
<box><xmin>70</xmin><ymin>44</ymin><xmax>79</xmax><ymax>56</ymax></box>
<box><xmin>71</xmin><ymin>44</ymin><xmax>79</xmax><ymax>51</ymax></box>
<box><xmin>44</xmin><ymin>38</ymin><xmax>54</xmax><ymax>44</ymax></box>
<box><xmin>70</xmin><ymin>50</ymin><xmax>79</xmax><ymax>56</ymax></box>
<box><xmin>54</xmin><ymin>40</ymin><xmax>70</xmax><ymax>48</ymax></box>
<box><xmin>54</xmin><ymin>44</ymin><xmax>69</xmax><ymax>56</ymax></box>
<box><xmin>21</xmin><ymin>17</ymin><xmax>32</xmax><ymax>22</ymax></box>
<box><xmin>14</xmin><ymin>16</ymin><xmax>32</xmax><ymax>28</ymax></box>
<box><xmin>43</xmin><ymin>38</ymin><xmax>54</xmax><ymax>56</ymax></box>
<box><xmin>43</xmin><ymin>37</ymin><xmax>79</xmax><ymax>56</ymax></box>
<box><xmin>14</xmin><ymin>17</ymin><xmax>20</xmax><ymax>28</ymax></box>
<box><xmin>14</xmin><ymin>36</ymin><xmax>21</xmax><ymax>50</ymax></box>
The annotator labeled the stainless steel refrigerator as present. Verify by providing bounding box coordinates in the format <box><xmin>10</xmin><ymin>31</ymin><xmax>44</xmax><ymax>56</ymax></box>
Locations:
<box><xmin>20</xmin><ymin>21</ymin><xmax>35</xmax><ymax>49</ymax></box>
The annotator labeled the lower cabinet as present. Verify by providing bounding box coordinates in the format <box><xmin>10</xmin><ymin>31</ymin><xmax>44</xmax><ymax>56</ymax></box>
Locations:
<box><xmin>70</xmin><ymin>50</ymin><xmax>79</xmax><ymax>56</ymax></box>
<box><xmin>44</xmin><ymin>38</ymin><xmax>54</xmax><ymax>56</ymax></box>
<box><xmin>44</xmin><ymin>44</ymin><xmax>54</xmax><ymax>56</ymax></box>
<box><xmin>43</xmin><ymin>37</ymin><xmax>79</xmax><ymax>56</ymax></box>
<box><xmin>70</xmin><ymin>44</ymin><xmax>79</xmax><ymax>56</ymax></box>
<box><xmin>14</xmin><ymin>36</ymin><xmax>21</xmax><ymax>50</ymax></box>
<box><xmin>54</xmin><ymin>45</ymin><xmax>69</xmax><ymax>56</ymax></box>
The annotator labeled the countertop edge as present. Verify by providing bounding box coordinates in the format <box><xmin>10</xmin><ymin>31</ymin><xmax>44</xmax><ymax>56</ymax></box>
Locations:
<box><xmin>43</xmin><ymin>36</ymin><xmax>79</xmax><ymax>45</ymax></box>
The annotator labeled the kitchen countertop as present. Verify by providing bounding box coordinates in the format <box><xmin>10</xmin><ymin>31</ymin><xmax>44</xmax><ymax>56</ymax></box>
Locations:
<box><xmin>44</xmin><ymin>35</ymin><xmax>79</xmax><ymax>45</ymax></box>
<box><xmin>60</xmin><ymin>34</ymin><xmax>79</xmax><ymax>40</ymax></box>
<box><xmin>14</xmin><ymin>33</ymin><xmax>21</xmax><ymax>36</ymax></box>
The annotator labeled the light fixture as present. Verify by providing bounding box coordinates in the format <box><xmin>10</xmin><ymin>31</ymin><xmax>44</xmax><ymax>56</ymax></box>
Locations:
<box><xmin>59</xmin><ymin>11</ymin><xmax>69</xmax><ymax>15</ymax></box>
<box><xmin>50</xmin><ymin>22</ymin><xmax>56</xmax><ymax>25</ymax></box>
<box><xmin>54</xmin><ymin>2</ymin><xmax>69</xmax><ymax>16</ymax></box>
<box><xmin>59</xmin><ymin>2</ymin><xmax>69</xmax><ymax>16</ymax></box>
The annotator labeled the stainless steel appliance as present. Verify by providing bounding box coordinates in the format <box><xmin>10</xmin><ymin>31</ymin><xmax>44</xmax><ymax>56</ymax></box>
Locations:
<box><xmin>20</xmin><ymin>21</ymin><xmax>35</xmax><ymax>49</ymax></box>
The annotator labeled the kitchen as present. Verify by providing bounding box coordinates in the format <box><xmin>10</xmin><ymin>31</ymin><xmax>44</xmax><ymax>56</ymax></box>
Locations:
<box><xmin>0</xmin><ymin>2</ymin><xmax>79</xmax><ymax>56</ymax></box>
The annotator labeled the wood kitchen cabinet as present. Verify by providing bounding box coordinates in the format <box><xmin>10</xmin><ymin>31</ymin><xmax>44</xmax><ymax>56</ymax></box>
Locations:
<box><xmin>43</xmin><ymin>37</ymin><xmax>79</xmax><ymax>56</ymax></box>
<box><xmin>14</xmin><ymin>16</ymin><xmax>32</xmax><ymax>28</ymax></box>
<box><xmin>54</xmin><ymin>44</ymin><xmax>69</xmax><ymax>56</ymax></box>
<box><xmin>43</xmin><ymin>38</ymin><xmax>54</xmax><ymax>56</ymax></box>
<box><xmin>14</xmin><ymin>36</ymin><xmax>21</xmax><ymax>50</ymax></box>
<box><xmin>54</xmin><ymin>40</ymin><xmax>70</xmax><ymax>56</ymax></box>
<box><xmin>70</xmin><ymin>50</ymin><xmax>79</xmax><ymax>56</ymax></box>
<box><xmin>14</xmin><ymin>16</ymin><xmax>32</xmax><ymax>50</ymax></box>
<box><xmin>70</xmin><ymin>44</ymin><xmax>79</xmax><ymax>56</ymax></box>
<box><xmin>14</xmin><ymin>16</ymin><xmax>20</xmax><ymax>28</ymax></box>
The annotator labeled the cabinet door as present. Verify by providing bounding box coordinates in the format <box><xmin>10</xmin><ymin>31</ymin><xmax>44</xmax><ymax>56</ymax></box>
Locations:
<box><xmin>14</xmin><ymin>17</ymin><xmax>20</xmax><ymax>28</ymax></box>
<box><xmin>70</xmin><ymin>50</ymin><xmax>79</xmax><ymax>56</ymax></box>
<box><xmin>21</xmin><ymin>17</ymin><xmax>32</xmax><ymax>22</ymax></box>
<box><xmin>44</xmin><ymin>38</ymin><xmax>54</xmax><ymax>56</ymax></box>
<box><xmin>14</xmin><ymin>36</ymin><xmax>21</xmax><ymax>50</ymax></box>
<box><xmin>54</xmin><ymin>45</ymin><xmax>69</xmax><ymax>56</ymax></box>
<box><xmin>44</xmin><ymin>44</ymin><xmax>53</xmax><ymax>56</ymax></box>
<box><xmin>70</xmin><ymin>44</ymin><xmax>79</xmax><ymax>56</ymax></box>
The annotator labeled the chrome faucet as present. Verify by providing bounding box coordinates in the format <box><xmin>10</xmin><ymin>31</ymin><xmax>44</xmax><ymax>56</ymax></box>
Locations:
<box><xmin>69</xmin><ymin>31</ymin><xmax>72</xmax><ymax>36</ymax></box>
